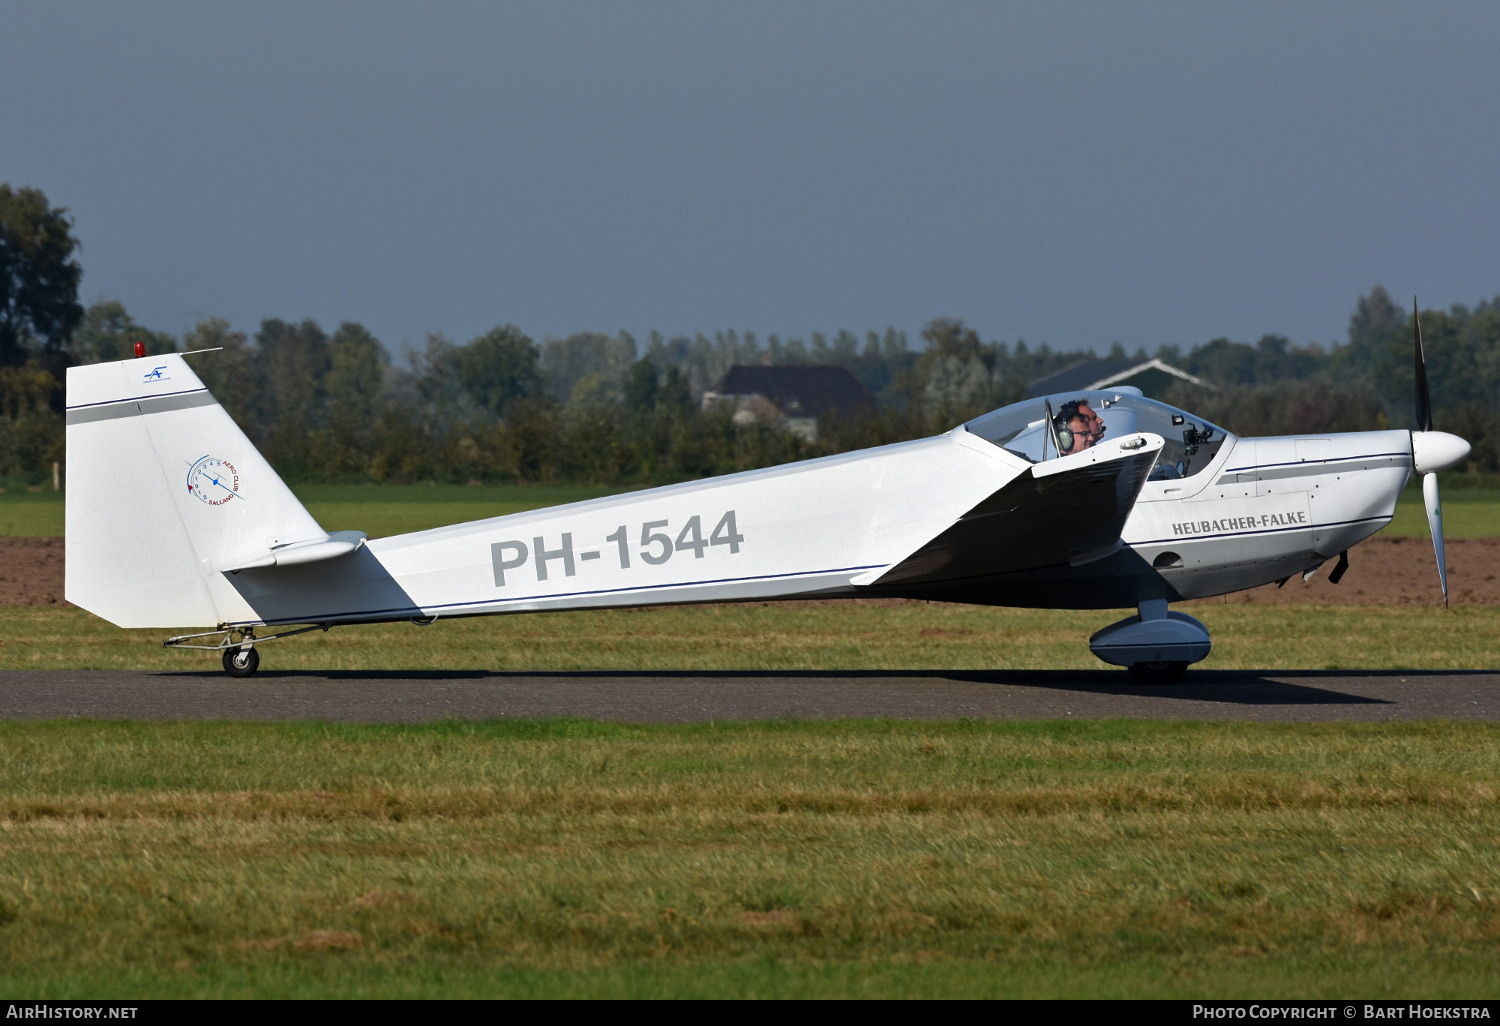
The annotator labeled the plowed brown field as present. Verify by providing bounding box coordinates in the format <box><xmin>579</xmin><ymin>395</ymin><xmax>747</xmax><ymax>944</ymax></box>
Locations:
<box><xmin>1190</xmin><ymin>534</ymin><xmax>1500</xmax><ymax>607</ymax></box>
<box><xmin>0</xmin><ymin>537</ymin><xmax>64</xmax><ymax>608</ymax></box>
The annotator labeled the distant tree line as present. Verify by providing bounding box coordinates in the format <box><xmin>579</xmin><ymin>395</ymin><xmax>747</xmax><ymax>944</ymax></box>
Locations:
<box><xmin>4</xmin><ymin>184</ymin><xmax>1500</xmax><ymax>487</ymax></box>
<box><xmin>1158</xmin><ymin>286</ymin><xmax>1500</xmax><ymax>470</ymax></box>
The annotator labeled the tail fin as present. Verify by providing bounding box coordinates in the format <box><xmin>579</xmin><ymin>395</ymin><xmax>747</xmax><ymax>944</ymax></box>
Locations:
<box><xmin>66</xmin><ymin>353</ymin><xmax>332</xmax><ymax>627</ymax></box>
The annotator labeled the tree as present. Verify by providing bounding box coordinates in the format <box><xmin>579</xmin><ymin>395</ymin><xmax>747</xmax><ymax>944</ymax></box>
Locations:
<box><xmin>539</xmin><ymin>332</ymin><xmax>635</xmax><ymax>402</ymax></box>
<box><xmin>181</xmin><ymin>319</ymin><xmax>262</xmax><ymax>436</ymax></box>
<box><xmin>623</xmin><ymin>359</ymin><xmax>659</xmax><ymax>420</ymax></box>
<box><xmin>657</xmin><ymin>366</ymin><xmax>694</xmax><ymax>418</ymax></box>
<box><xmin>322</xmin><ymin>322</ymin><xmax>388</xmax><ymax>475</ymax></box>
<box><xmin>920</xmin><ymin>318</ymin><xmax>984</xmax><ymax>362</ymax></box>
<box><xmin>256</xmin><ymin>318</ymin><xmax>330</xmax><ymax>470</ymax></box>
<box><xmin>0</xmin><ymin>185</ymin><xmax>83</xmax><ymax>366</ymax></box>
<box><xmin>1348</xmin><ymin>284</ymin><xmax>1403</xmax><ymax>349</ymax></box>
<box><xmin>401</xmin><ymin>333</ymin><xmax>466</xmax><ymax>414</ymax></box>
<box><xmin>1185</xmin><ymin>337</ymin><xmax>1261</xmax><ymax>385</ymax></box>
<box><xmin>1340</xmin><ymin>285</ymin><xmax>1421</xmax><ymax>421</ymax></box>
<box><xmin>0</xmin><ymin>360</ymin><xmax>63</xmax><ymax>479</ymax></box>
<box><xmin>451</xmin><ymin>325</ymin><xmax>542</xmax><ymax>418</ymax></box>
<box><xmin>325</xmin><ymin>322</ymin><xmax>387</xmax><ymax>425</ymax></box>
<box><xmin>914</xmin><ymin>318</ymin><xmax>998</xmax><ymax>424</ymax></box>
<box><xmin>71</xmin><ymin>300</ymin><xmax>174</xmax><ymax>363</ymax></box>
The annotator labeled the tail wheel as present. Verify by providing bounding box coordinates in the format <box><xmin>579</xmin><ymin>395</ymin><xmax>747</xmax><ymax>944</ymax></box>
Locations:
<box><xmin>223</xmin><ymin>647</ymin><xmax>260</xmax><ymax>678</ymax></box>
<box><xmin>1128</xmin><ymin>660</ymin><xmax>1187</xmax><ymax>685</ymax></box>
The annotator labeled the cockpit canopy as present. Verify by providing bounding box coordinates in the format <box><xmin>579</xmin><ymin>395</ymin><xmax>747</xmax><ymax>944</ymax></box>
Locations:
<box><xmin>964</xmin><ymin>388</ymin><xmax>1232</xmax><ymax>480</ymax></box>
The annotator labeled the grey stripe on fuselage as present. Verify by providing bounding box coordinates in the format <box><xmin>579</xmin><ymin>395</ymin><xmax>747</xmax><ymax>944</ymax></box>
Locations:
<box><xmin>66</xmin><ymin>390</ymin><xmax>216</xmax><ymax>425</ymax></box>
<box><xmin>1213</xmin><ymin>454</ymin><xmax>1409</xmax><ymax>486</ymax></box>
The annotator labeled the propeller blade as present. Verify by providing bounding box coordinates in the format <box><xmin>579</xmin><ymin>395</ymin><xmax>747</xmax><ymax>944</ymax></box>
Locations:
<box><xmin>1423</xmin><ymin>472</ymin><xmax>1448</xmax><ymax>606</ymax></box>
<box><xmin>1414</xmin><ymin>296</ymin><xmax>1434</xmax><ymax>432</ymax></box>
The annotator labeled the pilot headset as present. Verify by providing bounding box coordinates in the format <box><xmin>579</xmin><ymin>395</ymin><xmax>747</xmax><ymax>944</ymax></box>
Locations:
<box><xmin>1053</xmin><ymin>401</ymin><xmax>1083</xmax><ymax>453</ymax></box>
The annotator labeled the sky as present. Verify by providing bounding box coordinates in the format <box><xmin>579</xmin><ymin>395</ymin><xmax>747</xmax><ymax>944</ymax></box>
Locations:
<box><xmin>3</xmin><ymin>1</ymin><xmax>1498</xmax><ymax>356</ymax></box>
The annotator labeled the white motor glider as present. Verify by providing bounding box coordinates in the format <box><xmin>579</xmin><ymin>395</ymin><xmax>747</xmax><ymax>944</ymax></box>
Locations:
<box><xmin>65</xmin><ymin>303</ymin><xmax>1468</xmax><ymax>682</ymax></box>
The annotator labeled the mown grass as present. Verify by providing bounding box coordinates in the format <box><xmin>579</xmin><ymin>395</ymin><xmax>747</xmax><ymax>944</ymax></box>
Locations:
<box><xmin>1386</xmin><ymin>489</ymin><xmax>1500</xmax><ymax>539</ymax></box>
<box><xmin>0</xmin><ymin>488</ymin><xmax>63</xmax><ymax>537</ymax></box>
<box><xmin>5</xmin><ymin>481</ymin><xmax>1500</xmax><ymax>539</ymax></box>
<box><xmin>2</xmin><ymin>602</ymin><xmax>1498</xmax><ymax>673</ymax></box>
<box><xmin>0</xmin><ymin>719</ymin><xmax>1497</xmax><ymax>997</ymax></box>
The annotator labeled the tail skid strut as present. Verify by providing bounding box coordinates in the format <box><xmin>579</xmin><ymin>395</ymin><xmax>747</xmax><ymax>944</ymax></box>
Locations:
<box><xmin>162</xmin><ymin>622</ymin><xmax>332</xmax><ymax>653</ymax></box>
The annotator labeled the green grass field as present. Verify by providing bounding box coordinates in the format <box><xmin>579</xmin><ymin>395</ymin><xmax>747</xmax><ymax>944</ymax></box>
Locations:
<box><xmin>0</xmin><ymin>719</ymin><xmax>1496</xmax><ymax>998</ymax></box>
<box><xmin>3</xmin><ymin>602</ymin><xmax>1499</xmax><ymax>673</ymax></box>
<box><xmin>5</xmin><ymin>480</ymin><xmax>1498</xmax><ymax>538</ymax></box>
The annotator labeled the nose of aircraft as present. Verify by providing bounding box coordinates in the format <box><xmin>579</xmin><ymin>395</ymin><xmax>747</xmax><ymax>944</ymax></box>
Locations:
<box><xmin>1412</xmin><ymin>430</ymin><xmax>1471</xmax><ymax>475</ymax></box>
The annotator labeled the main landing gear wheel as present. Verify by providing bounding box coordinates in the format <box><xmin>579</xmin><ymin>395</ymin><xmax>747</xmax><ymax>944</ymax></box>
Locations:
<box><xmin>1128</xmin><ymin>660</ymin><xmax>1188</xmax><ymax>685</ymax></box>
<box><xmin>223</xmin><ymin>647</ymin><xmax>259</xmax><ymax>678</ymax></box>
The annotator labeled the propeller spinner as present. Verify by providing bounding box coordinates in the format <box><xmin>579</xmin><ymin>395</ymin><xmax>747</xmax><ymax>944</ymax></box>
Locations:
<box><xmin>1410</xmin><ymin>297</ymin><xmax>1472</xmax><ymax>606</ymax></box>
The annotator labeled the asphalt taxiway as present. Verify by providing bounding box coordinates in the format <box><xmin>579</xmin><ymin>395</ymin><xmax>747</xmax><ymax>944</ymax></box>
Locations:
<box><xmin>0</xmin><ymin>669</ymin><xmax>1497</xmax><ymax>722</ymax></box>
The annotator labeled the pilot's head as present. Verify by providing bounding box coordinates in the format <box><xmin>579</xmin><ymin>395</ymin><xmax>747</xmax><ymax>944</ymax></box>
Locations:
<box><xmin>1055</xmin><ymin>400</ymin><xmax>1105</xmax><ymax>454</ymax></box>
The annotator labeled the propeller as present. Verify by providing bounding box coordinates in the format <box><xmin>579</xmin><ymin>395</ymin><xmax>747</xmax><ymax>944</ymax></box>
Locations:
<box><xmin>1409</xmin><ymin>297</ymin><xmax>1472</xmax><ymax>606</ymax></box>
<box><xmin>1424</xmin><ymin>471</ymin><xmax>1447</xmax><ymax>605</ymax></box>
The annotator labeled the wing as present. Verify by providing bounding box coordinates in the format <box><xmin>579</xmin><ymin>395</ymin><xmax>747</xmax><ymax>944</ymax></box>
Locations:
<box><xmin>867</xmin><ymin>439</ymin><xmax>1162</xmax><ymax>588</ymax></box>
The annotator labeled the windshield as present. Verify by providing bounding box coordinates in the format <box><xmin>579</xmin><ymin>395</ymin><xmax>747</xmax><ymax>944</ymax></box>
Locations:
<box><xmin>964</xmin><ymin>389</ymin><xmax>1231</xmax><ymax>480</ymax></box>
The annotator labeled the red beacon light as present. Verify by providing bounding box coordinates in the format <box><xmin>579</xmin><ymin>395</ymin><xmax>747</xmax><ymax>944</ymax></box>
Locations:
<box><xmin>134</xmin><ymin>342</ymin><xmax>145</xmax><ymax>358</ymax></box>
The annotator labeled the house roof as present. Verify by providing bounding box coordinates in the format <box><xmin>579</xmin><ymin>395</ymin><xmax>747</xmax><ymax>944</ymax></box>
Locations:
<box><xmin>711</xmin><ymin>365</ymin><xmax>876</xmax><ymax>419</ymax></box>
<box><xmin>1024</xmin><ymin>357</ymin><xmax>1205</xmax><ymax>398</ymax></box>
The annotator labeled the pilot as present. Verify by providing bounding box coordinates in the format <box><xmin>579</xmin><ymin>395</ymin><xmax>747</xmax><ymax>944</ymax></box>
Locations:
<box><xmin>1054</xmin><ymin>400</ymin><xmax>1105</xmax><ymax>455</ymax></box>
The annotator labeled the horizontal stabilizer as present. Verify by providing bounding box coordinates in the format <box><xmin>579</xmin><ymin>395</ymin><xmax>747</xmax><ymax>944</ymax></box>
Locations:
<box><xmin>221</xmin><ymin>531</ymin><xmax>368</xmax><ymax>571</ymax></box>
